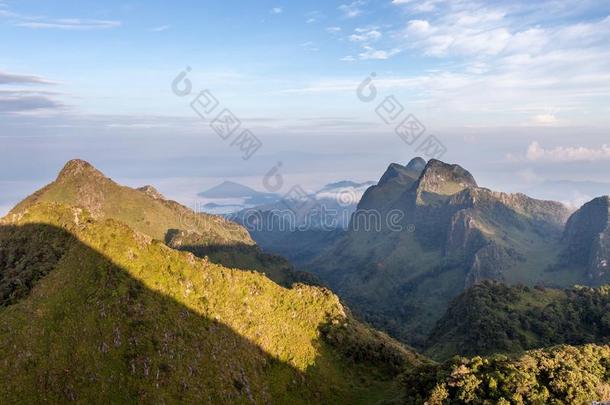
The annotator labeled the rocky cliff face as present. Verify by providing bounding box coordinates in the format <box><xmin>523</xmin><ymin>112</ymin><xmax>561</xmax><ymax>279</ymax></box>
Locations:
<box><xmin>356</xmin><ymin>158</ymin><xmax>426</xmax><ymax>211</ymax></box>
<box><xmin>414</xmin><ymin>159</ymin><xmax>478</xmax><ymax>204</ymax></box>
<box><xmin>562</xmin><ymin>196</ymin><xmax>610</xmax><ymax>280</ymax></box>
<box><xmin>308</xmin><ymin>157</ymin><xmax>573</xmax><ymax>346</ymax></box>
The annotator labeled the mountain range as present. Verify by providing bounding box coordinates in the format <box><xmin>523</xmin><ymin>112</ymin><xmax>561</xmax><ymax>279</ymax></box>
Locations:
<box><xmin>198</xmin><ymin>181</ymin><xmax>280</xmax><ymax>214</ymax></box>
<box><xmin>0</xmin><ymin>160</ymin><xmax>424</xmax><ymax>402</ymax></box>
<box><xmin>2</xmin><ymin>158</ymin><xmax>610</xmax><ymax>402</ymax></box>
<box><xmin>227</xmin><ymin>180</ymin><xmax>374</xmax><ymax>267</ymax></box>
<box><xmin>250</xmin><ymin>157</ymin><xmax>610</xmax><ymax>349</ymax></box>
<box><xmin>198</xmin><ymin>180</ymin><xmax>374</xmax><ymax>221</ymax></box>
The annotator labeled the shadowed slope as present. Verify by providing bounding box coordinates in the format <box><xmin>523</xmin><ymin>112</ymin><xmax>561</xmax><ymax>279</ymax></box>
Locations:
<box><xmin>0</xmin><ymin>203</ymin><xmax>423</xmax><ymax>403</ymax></box>
<box><xmin>560</xmin><ymin>196</ymin><xmax>610</xmax><ymax>281</ymax></box>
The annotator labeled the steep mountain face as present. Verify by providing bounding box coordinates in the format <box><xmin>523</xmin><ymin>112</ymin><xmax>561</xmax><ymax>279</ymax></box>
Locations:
<box><xmin>357</xmin><ymin>160</ymin><xmax>424</xmax><ymax>211</ymax></box>
<box><xmin>0</xmin><ymin>202</ymin><xmax>424</xmax><ymax>402</ymax></box>
<box><xmin>561</xmin><ymin>196</ymin><xmax>610</xmax><ymax>281</ymax></box>
<box><xmin>413</xmin><ymin>159</ymin><xmax>478</xmax><ymax>204</ymax></box>
<box><xmin>10</xmin><ymin>160</ymin><xmax>305</xmax><ymax>286</ymax></box>
<box><xmin>307</xmin><ymin>158</ymin><xmax>573</xmax><ymax>346</ymax></box>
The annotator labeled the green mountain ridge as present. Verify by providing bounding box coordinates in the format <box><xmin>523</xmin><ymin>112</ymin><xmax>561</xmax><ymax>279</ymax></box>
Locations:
<box><xmin>0</xmin><ymin>201</ymin><xmax>423</xmax><ymax>402</ymax></box>
<box><xmin>10</xmin><ymin>159</ymin><xmax>307</xmax><ymax>287</ymax></box>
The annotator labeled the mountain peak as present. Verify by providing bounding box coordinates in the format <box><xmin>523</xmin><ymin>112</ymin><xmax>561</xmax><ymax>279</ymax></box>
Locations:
<box><xmin>406</xmin><ymin>157</ymin><xmax>427</xmax><ymax>172</ymax></box>
<box><xmin>378</xmin><ymin>163</ymin><xmax>416</xmax><ymax>186</ymax></box>
<box><xmin>56</xmin><ymin>159</ymin><xmax>106</xmax><ymax>182</ymax></box>
<box><xmin>415</xmin><ymin>159</ymin><xmax>478</xmax><ymax>199</ymax></box>
<box><xmin>198</xmin><ymin>181</ymin><xmax>264</xmax><ymax>198</ymax></box>
<box><xmin>137</xmin><ymin>185</ymin><xmax>165</xmax><ymax>200</ymax></box>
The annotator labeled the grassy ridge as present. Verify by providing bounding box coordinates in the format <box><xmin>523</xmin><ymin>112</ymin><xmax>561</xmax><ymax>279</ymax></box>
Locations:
<box><xmin>0</xmin><ymin>202</ymin><xmax>421</xmax><ymax>403</ymax></box>
<box><xmin>9</xmin><ymin>159</ymin><xmax>306</xmax><ymax>286</ymax></box>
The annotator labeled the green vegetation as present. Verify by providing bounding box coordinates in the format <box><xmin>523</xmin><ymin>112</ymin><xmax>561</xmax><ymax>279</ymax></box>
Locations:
<box><xmin>425</xmin><ymin>281</ymin><xmax>610</xmax><ymax>361</ymax></box>
<box><xmin>0</xmin><ymin>202</ymin><xmax>422</xmax><ymax>403</ymax></box>
<box><xmin>404</xmin><ymin>344</ymin><xmax>610</xmax><ymax>404</ymax></box>
<box><xmin>11</xmin><ymin>160</ymin><xmax>251</xmax><ymax>245</ymax></box>
<box><xmin>10</xmin><ymin>159</ymin><xmax>307</xmax><ymax>286</ymax></box>
<box><xmin>4</xmin><ymin>158</ymin><xmax>610</xmax><ymax>403</ymax></box>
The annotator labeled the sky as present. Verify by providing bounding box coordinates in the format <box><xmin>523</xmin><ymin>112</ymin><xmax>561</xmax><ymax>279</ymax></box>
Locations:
<box><xmin>2</xmin><ymin>0</ymin><xmax>610</xmax><ymax>214</ymax></box>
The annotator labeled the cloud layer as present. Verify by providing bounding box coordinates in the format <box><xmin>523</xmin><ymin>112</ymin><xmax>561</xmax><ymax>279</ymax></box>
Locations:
<box><xmin>526</xmin><ymin>142</ymin><xmax>610</xmax><ymax>163</ymax></box>
<box><xmin>0</xmin><ymin>71</ymin><xmax>63</xmax><ymax>114</ymax></box>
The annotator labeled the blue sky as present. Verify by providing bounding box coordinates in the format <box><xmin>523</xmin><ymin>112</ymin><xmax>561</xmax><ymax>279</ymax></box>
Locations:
<box><xmin>2</xmin><ymin>0</ymin><xmax>610</xmax><ymax>213</ymax></box>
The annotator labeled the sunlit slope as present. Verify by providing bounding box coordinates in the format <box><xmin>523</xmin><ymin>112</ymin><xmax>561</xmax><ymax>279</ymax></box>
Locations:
<box><xmin>10</xmin><ymin>159</ymin><xmax>306</xmax><ymax>286</ymax></box>
<box><xmin>0</xmin><ymin>203</ymin><xmax>422</xmax><ymax>403</ymax></box>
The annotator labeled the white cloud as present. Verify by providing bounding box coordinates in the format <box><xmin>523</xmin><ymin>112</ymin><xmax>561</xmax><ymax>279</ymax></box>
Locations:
<box><xmin>406</xmin><ymin>15</ymin><xmax>512</xmax><ymax>56</ymax></box>
<box><xmin>301</xmin><ymin>41</ymin><xmax>319</xmax><ymax>52</ymax></box>
<box><xmin>406</xmin><ymin>19</ymin><xmax>433</xmax><ymax>35</ymax></box>
<box><xmin>530</xmin><ymin>113</ymin><xmax>558</xmax><ymax>125</ymax></box>
<box><xmin>358</xmin><ymin>46</ymin><xmax>400</xmax><ymax>60</ymax></box>
<box><xmin>326</xmin><ymin>26</ymin><xmax>342</xmax><ymax>33</ymax></box>
<box><xmin>0</xmin><ymin>70</ymin><xmax>64</xmax><ymax>114</ymax></box>
<box><xmin>17</xmin><ymin>19</ymin><xmax>121</xmax><ymax>30</ymax></box>
<box><xmin>349</xmin><ymin>27</ymin><xmax>381</xmax><ymax>42</ymax></box>
<box><xmin>0</xmin><ymin>71</ymin><xmax>56</xmax><ymax>85</ymax></box>
<box><xmin>394</xmin><ymin>0</ymin><xmax>445</xmax><ymax>12</ymax></box>
<box><xmin>338</xmin><ymin>1</ymin><xmax>365</xmax><ymax>18</ymax></box>
<box><xmin>526</xmin><ymin>141</ymin><xmax>610</xmax><ymax>162</ymax></box>
<box><xmin>270</xmin><ymin>7</ymin><xmax>283</xmax><ymax>15</ymax></box>
<box><xmin>0</xmin><ymin>4</ymin><xmax>121</xmax><ymax>30</ymax></box>
<box><xmin>150</xmin><ymin>25</ymin><xmax>170</xmax><ymax>32</ymax></box>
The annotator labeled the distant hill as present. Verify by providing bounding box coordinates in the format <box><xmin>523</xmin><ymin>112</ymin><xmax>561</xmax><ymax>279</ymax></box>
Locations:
<box><xmin>230</xmin><ymin>180</ymin><xmax>374</xmax><ymax>266</ymax></box>
<box><xmin>198</xmin><ymin>180</ymin><xmax>275</xmax><ymax>200</ymax></box>
<box><xmin>525</xmin><ymin>179</ymin><xmax>610</xmax><ymax>207</ymax></box>
<box><xmin>425</xmin><ymin>281</ymin><xmax>610</xmax><ymax>360</ymax></box>
<box><xmin>222</xmin><ymin>157</ymin><xmax>610</xmax><ymax>351</ymax></box>
<box><xmin>198</xmin><ymin>181</ymin><xmax>280</xmax><ymax>214</ymax></box>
